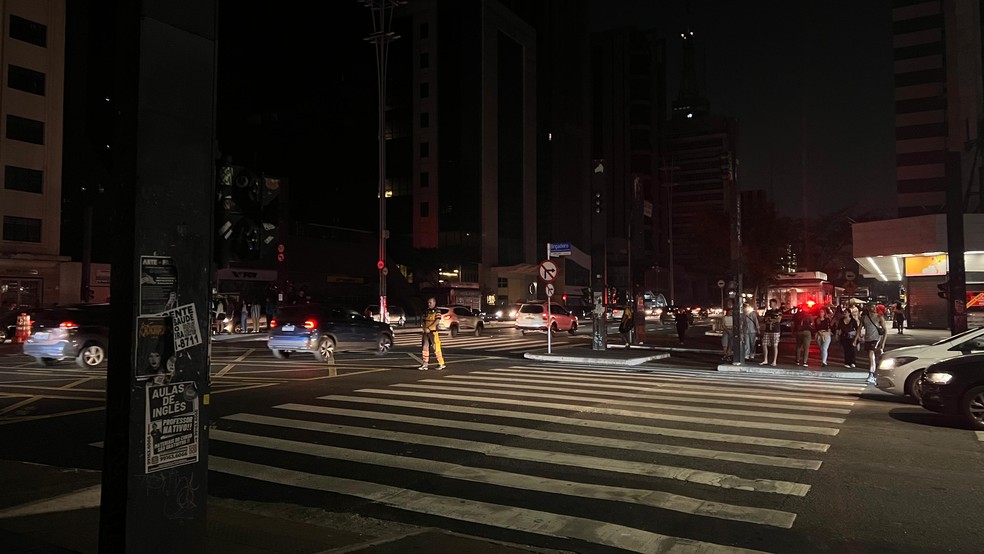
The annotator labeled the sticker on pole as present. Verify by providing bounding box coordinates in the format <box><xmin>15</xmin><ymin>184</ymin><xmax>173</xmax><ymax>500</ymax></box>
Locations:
<box><xmin>538</xmin><ymin>260</ymin><xmax>558</xmax><ymax>282</ymax></box>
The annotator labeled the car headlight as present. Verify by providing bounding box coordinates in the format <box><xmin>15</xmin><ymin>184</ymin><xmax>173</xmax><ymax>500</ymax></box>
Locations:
<box><xmin>878</xmin><ymin>356</ymin><xmax>917</xmax><ymax>370</ymax></box>
<box><xmin>924</xmin><ymin>372</ymin><xmax>953</xmax><ymax>385</ymax></box>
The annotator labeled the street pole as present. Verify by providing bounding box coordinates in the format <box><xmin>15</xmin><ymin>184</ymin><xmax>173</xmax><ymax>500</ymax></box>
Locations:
<box><xmin>546</xmin><ymin>243</ymin><xmax>552</xmax><ymax>354</ymax></box>
<box><xmin>591</xmin><ymin>161</ymin><xmax>608</xmax><ymax>351</ymax></box>
<box><xmin>363</xmin><ymin>0</ymin><xmax>403</xmax><ymax>324</ymax></box>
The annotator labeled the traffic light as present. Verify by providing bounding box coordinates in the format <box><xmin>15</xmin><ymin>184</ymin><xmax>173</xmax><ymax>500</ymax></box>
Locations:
<box><xmin>216</xmin><ymin>162</ymin><xmax>285</xmax><ymax>265</ymax></box>
<box><xmin>720</xmin><ymin>152</ymin><xmax>734</xmax><ymax>181</ymax></box>
<box><xmin>938</xmin><ymin>281</ymin><xmax>949</xmax><ymax>300</ymax></box>
<box><xmin>593</xmin><ymin>192</ymin><xmax>603</xmax><ymax>214</ymax></box>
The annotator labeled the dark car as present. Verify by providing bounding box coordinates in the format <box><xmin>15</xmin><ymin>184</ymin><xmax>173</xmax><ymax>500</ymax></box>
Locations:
<box><xmin>0</xmin><ymin>309</ymin><xmax>22</xmax><ymax>343</ymax></box>
<box><xmin>267</xmin><ymin>304</ymin><xmax>393</xmax><ymax>361</ymax></box>
<box><xmin>918</xmin><ymin>352</ymin><xmax>984</xmax><ymax>430</ymax></box>
<box><xmin>22</xmin><ymin>304</ymin><xmax>111</xmax><ymax>368</ymax></box>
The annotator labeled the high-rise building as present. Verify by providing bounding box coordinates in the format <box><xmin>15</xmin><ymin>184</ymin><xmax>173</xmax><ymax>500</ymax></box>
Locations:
<box><xmin>0</xmin><ymin>1</ymin><xmax>67</xmax><ymax>308</ymax></box>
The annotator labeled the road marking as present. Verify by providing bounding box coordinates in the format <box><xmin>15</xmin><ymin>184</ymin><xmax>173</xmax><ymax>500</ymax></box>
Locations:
<box><xmin>224</xmin><ymin>413</ymin><xmax>811</xmax><ymax>496</ymax></box>
<box><xmin>0</xmin><ymin>484</ymin><xmax>102</xmax><ymax>519</ymax></box>
<box><xmin>213</xmin><ymin>429</ymin><xmax>798</xmax><ymax>528</ymax></box>
<box><xmin>976</xmin><ymin>431</ymin><xmax>984</xmax><ymax>442</ymax></box>
<box><xmin>409</xmin><ymin>380</ymin><xmax>846</xmax><ymax>424</ymax></box>
<box><xmin>444</xmin><ymin>374</ymin><xmax>853</xmax><ymax>414</ymax></box>
<box><xmin>278</xmin><ymin>402</ymin><xmax>821</xmax><ymax>470</ymax></box>
<box><xmin>377</xmin><ymin>385</ymin><xmax>842</xmax><ymax>435</ymax></box>
<box><xmin>322</xmin><ymin>395</ymin><xmax>830</xmax><ymax>452</ymax></box>
<box><xmin>61</xmin><ymin>376</ymin><xmax>99</xmax><ymax>389</ymax></box>
<box><xmin>210</xmin><ymin>457</ymin><xmax>768</xmax><ymax>553</ymax></box>
<box><xmin>0</xmin><ymin>406</ymin><xmax>104</xmax><ymax>426</ymax></box>
<box><xmin>0</xmin><ymin>395</ymin><xmax>43</xmax><ymax>416</ymax></box>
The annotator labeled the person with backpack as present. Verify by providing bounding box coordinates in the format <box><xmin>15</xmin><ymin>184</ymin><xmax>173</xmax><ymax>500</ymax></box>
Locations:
<box><xmin>858</xmin><ymin>304</ymin><xmax>885</xmax><ymax>384</ymax></box>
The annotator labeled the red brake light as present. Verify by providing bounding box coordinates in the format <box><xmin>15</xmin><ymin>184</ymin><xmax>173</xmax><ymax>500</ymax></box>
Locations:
<box><xmin>304</xmin><ymin>319</ymin><xmax>316</xmax><ymax>329</ymax></box>
<box><xmin>269</xmin><ymin>319</ymin><xmax>277</xmax><ymax>328</ymax></box>
<box><xmin>806</xmin><ymin>300</ymin><xmax>816</xmax><ymax>308</ymax></box>
<box><xmin>60</xmin><ymin>321</ymin><xmax>78</xmax><ymax>329</ymax></box>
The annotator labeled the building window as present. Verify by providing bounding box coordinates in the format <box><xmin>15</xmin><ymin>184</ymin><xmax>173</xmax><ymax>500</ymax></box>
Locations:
<box><xmin>420</xmin><ymin>82</ymin><xmax>429</xmax><ymax>98</ymax></box>
<box><xmin>420</xmin><ymin>112</ymin><xmax>429</xmax><ymax>128</ymax></box>
<box><xmin>3</xmin><ymin>215</ymin><xmax>41</xmax><ymax>242</ymax></box>
<box><xmin>8</xmin><ymin>65</ymin><xmax>45</xmax><ymax>96</ymax></box>
<box><xmin>4</xmin><ymin>165</ymin><xmax>42</xmax><ymax>193</ymax></box>
<box><xmin>6</xmin><ymin>115</ymin><xmax>44</xmax><ymax>144</ymax></box>
<box><xmin>497</xmin><ymin>277</ymin><xmax>508</xmax><ymax>288</ymax></box>
<box><xmin>420</xmin><ymin>22</ymin><xmax>429</xmax><ymax>39</ymax></box>
<box><xmin>420</xmin><ymin>52</ymin><xmax>429</xmax><ymax>69</ymax></box>
<box><xmin>420</xmin><ymin>171</ymin><xmax>429</xmax><ymax>188</ymax></box>
<box><xmin>9</xmin><ymin>15</ymin><xmax>46</xmax><ymax>47</ymax></box>
<box><xmin>420</xmin><ymin>202</ymin><xmax>429</xmax><ymax>218</ymax></box>
<box><xmin>420</xmin><ymin>142</ymin><xmax>429</xmax><ymax>157</ymax></box>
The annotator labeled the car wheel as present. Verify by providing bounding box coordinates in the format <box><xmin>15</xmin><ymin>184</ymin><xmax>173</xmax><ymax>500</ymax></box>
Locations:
<box><xmin>271</xmin><ymin>349</ymin><xmax>291</xmax><ymax>360</ymax></box>
<box><xmin>568</xmin><ymin>321</ymin><xmax>578</xmax><ymax>335</ymax></box>
<box><xmin>904</xmin><ymin>372</ymin><xmax>923</xmax><ymax>402</ymax></box>
<box><xmin>960</xmin><ymin>385</ymin><xmax>984</xmax><ymax>430</ymax></box>
<box><xmin>474</xmin><ymin>323</ymin><xmax>483</xmax><ymax>337</ymax></box>
<box><xmin>521</xmin><ymin>329</ymin><xmax>528</xmax><ymax>336</ymax></box>
<box><xmin>376</xmin><ymin>333</ymin><xmax>393</xmax><ymax>355</ymax></box>
<box><xmin>550</xmin><ymin>322</ymin><xmax>558</xmax><ymax>334</ymax></box>
<box><xmin>76</xmin><ymin>344</ymin><xmax>106</xmax><ymax>368</ymax></box>
<box><xmin>35</xmin><ymin>357</ymin><xmax>54</xmax><ymax>367</ymax></box>
<box><xmin>313</xmin><ymin>336</ymin><xmax>335</xmax><ymax>362</ymax></box>
<box><xmin>450</xmin><ymin>324</ymin><xmax>459</xmax><ymax>337</ymax></box>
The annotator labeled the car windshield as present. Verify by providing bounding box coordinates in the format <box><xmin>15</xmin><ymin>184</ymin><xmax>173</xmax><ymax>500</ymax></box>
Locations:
<box><xmin>931</xmin><ymin>326</ymin><xmax>984</xmax><ymax>346</ymax></box>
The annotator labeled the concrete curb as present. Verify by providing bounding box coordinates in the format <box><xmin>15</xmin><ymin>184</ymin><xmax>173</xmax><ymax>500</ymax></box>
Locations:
<box><xmin>524</xmin><ymin>351</ymin><xmax>670</xmax><ymax>366</ymax></box>
<box><xmin>716</xmin><ymin>363</ymin><xmax>870</xmax><ymax>379</ymax></box>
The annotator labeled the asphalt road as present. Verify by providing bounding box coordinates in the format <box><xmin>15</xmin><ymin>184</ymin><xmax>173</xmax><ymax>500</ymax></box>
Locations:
<box><xmin>0</xmin><ymin>323</ymin><xmax>981</xmax><ymax>553</ymax></box>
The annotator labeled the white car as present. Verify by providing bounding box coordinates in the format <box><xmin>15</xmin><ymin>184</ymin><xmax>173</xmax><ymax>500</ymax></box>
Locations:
<box><xmin>515</xmin><ymin>302</ymin><xmax>578</xmax><ymax>335</ymax></box>
<box><xmin>876</xmin><ymin>326</ymin><xmax>984</xmax><ymax>399</ymax></box>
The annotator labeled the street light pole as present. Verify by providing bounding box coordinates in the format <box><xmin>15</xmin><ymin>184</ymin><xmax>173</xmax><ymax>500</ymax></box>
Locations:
<box><xmin>362</xmin><ymin>0</ymin><xmax>403</xmax><ymax>323</ymax></box>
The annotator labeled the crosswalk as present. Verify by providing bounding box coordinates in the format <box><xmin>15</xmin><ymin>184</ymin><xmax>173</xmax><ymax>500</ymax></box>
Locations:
<box><xmin>209</xmin><ymin>365</ymin><xmax>866</xmax><ymax>553</ymax></box>
<box><xmin>392</xmin><ymin>330</ymin><xmax>587</xmax><ymax>354</ymax></box>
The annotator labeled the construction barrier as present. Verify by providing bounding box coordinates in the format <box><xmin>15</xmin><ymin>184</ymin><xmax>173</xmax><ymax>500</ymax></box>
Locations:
<box><xmin>14</xmin><ymin>312</ymin><xmax>31</xmax><ymax>343</ymax></box>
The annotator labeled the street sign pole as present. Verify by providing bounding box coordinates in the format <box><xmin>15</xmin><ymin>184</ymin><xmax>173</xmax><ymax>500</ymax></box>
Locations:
<box><xmin>546</xmin><ymin>244</ymin><xmax>552</xmax><ymax>354</ymax></box>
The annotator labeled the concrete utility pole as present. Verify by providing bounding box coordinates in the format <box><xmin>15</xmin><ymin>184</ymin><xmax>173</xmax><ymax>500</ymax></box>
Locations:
<box><xmin>362</xmin><ymin>0</ymin><xmax>403</xmax><ymax>324</ymax></box>
<box><xmin>100</xmin><ymin>1</ymin><xmax>216</xmax><ymax>551</ymax></box>
<box><xmin>591</xmin><ymin>161</ymin><xmax>608</xmax><ymax>351</ymax></box>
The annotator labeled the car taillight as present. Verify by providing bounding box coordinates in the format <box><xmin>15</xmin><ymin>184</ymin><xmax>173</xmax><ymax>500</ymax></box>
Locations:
<box><xmin>269</xmin><ymin>319</ymin><xmax>277</xmax><ymax>328</ymax></box>
<box><xmin>442</xmin><ymin>314</ymin><xmax>451</xmax><ymax>320</ymax></box>
<box><xmin>304</xmin><ymin>319</ymin><xmax>316</xmax><ymax>329</ymax></box>
<box><xmin>60</xmin><ymin>321</ymin><xmax>78</xmax><ymax>329</ymax></box>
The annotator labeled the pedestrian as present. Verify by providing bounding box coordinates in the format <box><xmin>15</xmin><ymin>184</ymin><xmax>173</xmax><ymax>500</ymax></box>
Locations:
<box><xmin>618</xmin><ymin>302</ymin><xmax>634</xmax><ymax>347</ymax></box>
<box><xmin>250</xmin><ymin>295</ymin><xmax>262</xmax><ymax>333</ymax></box>
<box><xmin>633</xmin><ymin>293</ymin><xmax>647</xmax><ymax>344</ymax></box>
<box><xmin>743</xmin><ymin>303</ymin><xmax>759</xmax><ymax>362</ymax></box>
<box><xmin>875</xmin><ymin>304</ymin><xmax>889</xmax><ymax>354</ymax></box>
<box><xmin>858</xmin><ymin>304</ymin><xmax>885</xmax><ymax>383</ymax></box>
<box><xmin>720</xmin><ymin>308</ymin><xmax>735</xmax><ymax>362</ymax></box>
<box><xmin>675</xmin><ymin>307</ymin><xmax>690</xmax><ymax>345</ymax></box>
<box><xmin>265</xmin><ymin>293</ymin><xmax>277</xmax><ymax>330</ymax></box>
<box><xmin>239</xmin><ymin>296</ymin><xmax>249</xmax><ymax>333</ymax></box>
<box><xmin>835</xmin><ymin>308</ymin><xmax>859</xmax><ymax>368</ymax></box>
<box><xmin>793</xmin><ymin>307</ymin><xmax>815</xmax><ymax>367</ymax></box>
<box><xmin>815</xmin><ymin>307</ymin><xmax>834</xmax><ymax>367</ymax></box>
<box><xmin>760</xmin><ymin>299</ymin><xmax>781</xmax><ymax>366</ymax></box>
<box><xmin>213</xmin><ymin>294</ymin><xmax>226</xmax><ymax>334</ymax></box>
<box><xmin>419</xmin><ymin>297</ymin><xmax>446</xmax><ymax>370</ymax></box>
<box><xmin>892</xmin><ymin>302</ymin><xmax>906</xmax><ymax>334</ymax></box>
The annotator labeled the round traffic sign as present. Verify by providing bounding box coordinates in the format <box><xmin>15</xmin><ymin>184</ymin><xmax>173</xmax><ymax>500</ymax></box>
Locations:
<box><xmin>377</xmin><ymin>260</ymin><xmax>385</xmax><ymax>270</ymax></box>
<box><xmin>844</xmin><ymin>271</ymin><xmax>856</xmax><ymax>281</ymax></box>
<box><xmin>717</xmin><ymin>279</ymin><xmax>726</xmax><ymax>288</ymax></box>
<box><xmin>545</xmin><ymin>283</ymin><xmax>555</xmax><ymax>297</ymax></box>
<box><xmin>538</xmin><ymin>260</ymin><xmax>558</xmax><ymax>282</ymax></box>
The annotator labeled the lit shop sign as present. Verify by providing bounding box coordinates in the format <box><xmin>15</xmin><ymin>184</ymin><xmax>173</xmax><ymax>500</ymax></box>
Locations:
<box><xmin>905</xmin><ymin>255</ymin><xmax>948</xmax><ymax>277</ymax></box>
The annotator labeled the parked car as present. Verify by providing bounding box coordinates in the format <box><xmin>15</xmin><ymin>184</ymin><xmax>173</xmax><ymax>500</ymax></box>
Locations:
<box><xmin>22</xmin><ymin>304</ymin><xmax>111</xmax><ymax>368</ymax></box>
<box><xmin>436</xmin><ymin>305</ymin><xmax>484</xmax><ymax>337</ymax></box>
<box><xmin>876</xmin><ymin>326</ymin><xmax>984</xmax><ymax>400</ymax></box>
<box><xmin>918</xmin><ymin>352</ymin><xmax>984</xmax><ymax>430</ymax></box>
<box><xmin>515</xmin><ymin>302</ymin><xmax>578</xmax><ymax>335</ymax></box>
<box><xmin>268</xmin><ymin>304</ymin><xmax>393</xmax><ymax>361</ymax></box>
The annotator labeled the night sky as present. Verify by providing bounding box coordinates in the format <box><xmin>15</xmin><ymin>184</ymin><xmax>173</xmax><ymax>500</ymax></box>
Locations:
<box><xmin>586</xmin><ymin>0</ymin><xmax>897</xmax><ymax>219</ymax></box>
<box><xmin>219</xmin><ymin>0</ymin><xmax>897</xmax><ymax>226</ymax></box>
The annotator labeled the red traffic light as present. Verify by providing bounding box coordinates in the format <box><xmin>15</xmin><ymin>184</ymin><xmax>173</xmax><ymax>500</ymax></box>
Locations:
<box><xmin>377</xmin><ymin>260</ymin><xmax>385</xmax><ymax>270</ymax></box>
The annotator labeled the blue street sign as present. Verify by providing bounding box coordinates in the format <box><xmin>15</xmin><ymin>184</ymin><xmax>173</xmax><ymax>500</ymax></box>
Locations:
<box><xmin>549</xmin><ymin>242</ymin><xmax>572</xmax><ymax>256</ymax></box>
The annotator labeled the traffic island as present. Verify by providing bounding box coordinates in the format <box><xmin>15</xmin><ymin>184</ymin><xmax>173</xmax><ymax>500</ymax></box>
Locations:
<box><xmin>524</xmin><ymin>345</ymin><xmax>670</xmax><ymax>367</ymax></box>
<box><xmin>716</xmin><ymin>361</ymin><xmax>870</xmax><ymax>379</ymax></box>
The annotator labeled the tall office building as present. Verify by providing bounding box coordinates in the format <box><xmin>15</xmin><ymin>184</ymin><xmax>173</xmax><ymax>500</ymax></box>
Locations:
<box><xmin>0</xmin><ymin>1</ymin><xmax>66</xmax><ymax>308</ymax></box>
<box><xmin>893</xmin><ymin>0</ymin><xmax>983</xmax><ymax>215</ymax></box>
<box><xmin>664</xmin><ymin>28</ymin><xmax>737</xmax><ymax>305</ymax></box>
<box><xmin>590</xmin><ymin>26</ymin><xmax>667</xmax><ymax>299</ymax></box>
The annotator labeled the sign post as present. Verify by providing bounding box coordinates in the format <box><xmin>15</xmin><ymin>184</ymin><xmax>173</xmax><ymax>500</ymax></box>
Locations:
<box><xmin>540</xmin><ymin>251</ymin><xmax>559</xmax><ymax>354</ymax></box>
